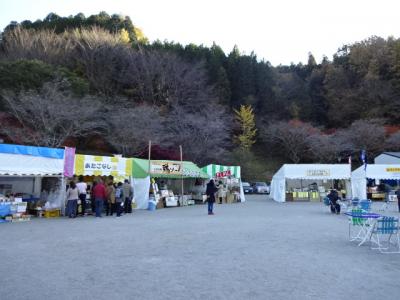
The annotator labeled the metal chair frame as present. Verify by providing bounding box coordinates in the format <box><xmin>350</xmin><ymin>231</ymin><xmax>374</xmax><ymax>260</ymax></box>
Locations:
<box><xmin>370</xmin><ymin>217</ymin><xmax>400</xmax><ymax>254</ymax></box>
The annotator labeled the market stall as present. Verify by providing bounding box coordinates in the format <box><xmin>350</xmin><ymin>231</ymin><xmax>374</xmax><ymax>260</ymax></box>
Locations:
<box><xmin>132</xmin><ymin>158</ymin><xmax>209</xmax><ymax>209</ymax></box>
<box><xmin>270</xmin><ymin>164</ymin><xmax>351</xmax><ymax>203</ymax></box>
<box><xmin>351</xmin><ymin>165</ymin><xmax>400</xmax><ymax>201</ymax></box>
<box><xmin>72</xmin><ymin>154</ymin><xmax>132</xmax><ymax>213</ymax></box>
<box><xmin>0</xmin><ymin>143</ymin><xmax>66</xmax><ymax>221</ymax></box>
<box><xmin>201</xmin><ymin>164</ymin><xmax>245</xmax><ymax>203</ymax></box>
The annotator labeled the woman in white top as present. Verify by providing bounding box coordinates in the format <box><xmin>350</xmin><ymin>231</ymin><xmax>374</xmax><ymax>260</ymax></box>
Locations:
<box><xmin>66</xmin><ymin>181</ymin><xmax>79</xmax><ymax>218</ymax></box>
<box><xmin>76</xmin><ymin>176</ymin><xmax>87</xmax><ymax>216</ymax></box>
<box><xmin>217</xmin><ymin>181</ymin><xmax>225</xmax><ymax>204</ymax></box>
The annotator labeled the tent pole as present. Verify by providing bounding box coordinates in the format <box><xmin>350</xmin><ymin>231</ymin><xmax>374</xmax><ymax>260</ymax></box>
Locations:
<box><xmin>180</xmin><ymin>145</ymin><xmax>184</xmax><ymax>202</ymax></box>
<box><xmin>148</xmin><ymin>140</ymin><xmax>152</xmax><ymax>174</ymax></box>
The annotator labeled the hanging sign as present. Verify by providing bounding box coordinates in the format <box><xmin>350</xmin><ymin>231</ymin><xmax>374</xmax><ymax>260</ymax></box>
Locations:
<box><xmin>84</xmin><ymin>160</ymin><xmax>118</xmax><ymax>172</ymax></box>
<box><xmin>385</xmin><ymin>167</ymin><xmax>400</xmax><ymax>177</ymax></box>
<box><xmin>216</xmin><ymin>170</ymin><xmax>232</xmax><ymax>178</ymax></box>
<box><xmin>150</xmin><ymin>161</ymin><xmax>182</xmax><ymax>175</ymax></box>
<box><xmin>63</xmin><ymin>147</ymin><xmax>76</xmax><ymax>177</ymax></box>
<box><xmin>306</xmin><ymin>169</ymin><xmax>331</xmax><ymax>177</ymax></box>
<box><xmin>74</xmin><ymin>154</ymin><xmax>130</xmax><ymax>177</ymax></box>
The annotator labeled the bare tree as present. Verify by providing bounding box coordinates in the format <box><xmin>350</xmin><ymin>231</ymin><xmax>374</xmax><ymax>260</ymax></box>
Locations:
<box><xmin>1</xmin><ymin>27</ymin><xmax>74</xmax><ymax>66</ymax></box>
<box><xmin>339</xmin><ymin>119</ymin><xmax>386</xmax><ymax>160</ymax></box>
<box><xmin>1</xmin><ymin>81</ymin><xmax>105</xmax><ymax>147</ymax></box>
<box><xmin>308</xmin><ymin>133</ymin><xmax>352</xmax><ymax>163</ymax></box>
<box><xmin>162</xmin><ymin>103</ymin><xmax>232</xmax><ymax>165</ymax></box>
<box><xmin>261</xmin><ymin>120</ymin><xmax>318</xmax><ymax>163</ymax></box>
<box><xmin>106</xmin><ymin>104</ymin><xmax>165</xmax><ymax>156</ymax></box>
<box><xmin>120</xmin><ymin>49</ymin><xmax>215</xmax><ymax>108</ymax></box>
<box><xmin>385</xmin><ymin>131</ymin><xmax>400</xmax><ymax>151</ymax></box>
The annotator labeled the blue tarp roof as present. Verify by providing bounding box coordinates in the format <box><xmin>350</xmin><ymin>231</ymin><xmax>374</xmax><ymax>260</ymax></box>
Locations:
<box><xmin>0</xmin><ymin>143</ymin><xmax>64</xmax><ymax>159</ymax></box>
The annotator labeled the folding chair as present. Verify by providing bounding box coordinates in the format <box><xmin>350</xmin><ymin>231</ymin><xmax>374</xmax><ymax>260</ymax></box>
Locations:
<box><xmin>348</xmin><ymin>209</ymin><xmax>368</xmax><ymax>241</ymax></box>
<box><xmin>359</xmin><ymin>199</ymin><xmax>372</xmax><ymax>212</ymax></box>
<box><xmin>351</xmin><ymin>198</ymin><xmax>359</xmax><ymax>208</ymax></box>
<box><xmin>370</xmin><ymin>217</ymin><xmax>400</xmax><ymax>254</ymax></box>
<box><xmin>379</xmin><ymin>195</ymin><xmax>396</xmax><ymax>212</ymax></box>
<box><xmin>379</xmin><ymin>199</ymin><xmax>390</xmax><ymax>212</ymax></box>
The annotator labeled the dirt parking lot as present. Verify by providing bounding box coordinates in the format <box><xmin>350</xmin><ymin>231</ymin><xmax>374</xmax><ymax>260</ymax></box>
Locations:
<box><xmin>1</xmin><ymin>195</ymin><xmax>399</xmax><ymax>300</ymax></box>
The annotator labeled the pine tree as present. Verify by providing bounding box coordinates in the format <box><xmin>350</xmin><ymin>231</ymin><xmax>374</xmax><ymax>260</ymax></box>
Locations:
<box><xmin>234</xmin><ymin>105</ymin><xmax>257</xmax><ymax>150</ymax></box>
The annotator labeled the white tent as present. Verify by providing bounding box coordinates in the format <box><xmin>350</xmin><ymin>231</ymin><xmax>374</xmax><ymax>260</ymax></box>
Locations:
<box><xmin>351</xmin><ymin>165</ymin><xmax>400</xmax><ymax>199</ymax></box>
<box><xmin>0</xmin><ymin>144</ymin><xmax>66</xmax><ymax>211</ymax></box>
<box><xmin>0</xmin><ymin>153</ymin><xmax>64</xmax><ymax>176</ymax></box>
<box><xmin>270</xmin><ymin>164</ymin><xmax>351</xmax><ymax>202</ymax></box>
<box><xmin>374</xmin><ymin>152</ymin><xmax>400</xmax><ymax>164</ymax></box>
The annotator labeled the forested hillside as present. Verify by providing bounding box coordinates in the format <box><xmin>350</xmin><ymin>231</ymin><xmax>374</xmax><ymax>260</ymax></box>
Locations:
<box><xmin>1</xmin><ymin>12</ymin><xmax>400</xmax><ymax>179</ymax></box>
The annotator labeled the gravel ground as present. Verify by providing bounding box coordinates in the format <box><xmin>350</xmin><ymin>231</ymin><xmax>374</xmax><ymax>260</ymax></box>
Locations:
<box><xmin>1</xmin><ymin>195</ymin><xmax>400</xmax><ymax>300</ymax></box>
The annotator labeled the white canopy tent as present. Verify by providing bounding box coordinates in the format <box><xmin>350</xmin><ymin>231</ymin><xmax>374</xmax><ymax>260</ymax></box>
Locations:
<box><xmin>0</xmin><ymin>144</ymin><xmax>66</xmax><ymax>212</ymax></box>
<box><xmin>270</xmin><ymin>164</ymin><xmax>351</xmax><ymax>203</ymax></box>
<box><xmin>351</xmin><ymin>165</ymin><xmax>400</xmax><ymax>200</ymax></box>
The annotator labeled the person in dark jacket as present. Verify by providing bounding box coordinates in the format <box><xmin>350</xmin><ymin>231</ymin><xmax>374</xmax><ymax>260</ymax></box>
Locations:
<box><xmin>206</xmin><ymin>179</ymin><xmax>218</xmax><ymax>215</ymax></box>
<box><xmin>327</xmin><ymin>189</ymin><xmax>340</xmax><ymax>214</ymax></box>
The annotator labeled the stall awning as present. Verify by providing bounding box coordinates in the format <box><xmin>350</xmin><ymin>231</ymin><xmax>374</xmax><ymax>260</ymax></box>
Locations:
<box><xmin>132</xmin><ymin>158</ymin><xmax>208</xmax><ymax>179</ymax></box>
<box><xmin>74</xmin><ymin>154</ymin><xmax>132</xmax><ymax>178</ymax></box>
<box><xmin>273</xmin><ymin>164</ymin><xmax>351</xmax><ymax>180</ymax></box>
<box><xmin>352</xmin><ymin>164</ymin><xmax>400</xmax><ymax>180</ymax></box>
<box><xmin>201</xmin><ymin>164</ymin><xmax>241</xmax><ymax>179</ymax></box>
<box><xmin>351</xmin><ymin>164</ymin><xmax>400</xmax><ymax>200</ymax></box>
<box><xmin>0</xmin><ymin>144</ymin><xmax>65</xmax><ymax>176</ymax></box>
<box><xmin>0</xmin><ymin>143</ymin><xmax>64</xmax><ymax>159</ymax></box>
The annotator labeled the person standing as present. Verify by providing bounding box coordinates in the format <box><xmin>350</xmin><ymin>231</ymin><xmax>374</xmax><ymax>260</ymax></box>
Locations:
<box><xmin>76</xmin><ymin>176</ymin><xmax>87</xmax><ymax>217</ymax></box>
<box><xmin>66</xmin><ymin>181</ymin><xmax>79</xmax><ymax>218</ymax></box>
<box><xmin>115</xmin><ymin>182</ymin><xmax>124</xmax><ymax>217</ymax></box>
<box><xmin>90</xmin><ymin>182</ymin><xmax>97</xmax><ymax>215</ymax></box>
<box><xmin>217</xmin><ymin>181</ymin><xmax>224</xmax><ymax>204</ymax></box>
<box><xmin>206</xmin><ymin>179</ymin><xmax>218</xmax><ymax>215</ymax></box>
<box><xmin>327</xmin><ymin>189</ymin><xmax>340</xmax><ymax>214</ymax></box>
<box><xmin>92</xmin><ymin>179</ymin><xmax>107</xmax><ymax>217</ymax></box>
<box><xmin>106</xmin><ymin>182</ymin><xmax>116</xmax><ymax>216</ymax></box>
<box><xmin>123</xmin><ymin>179</ymin><xmax>134</xmax><ymax>214</ymax></box>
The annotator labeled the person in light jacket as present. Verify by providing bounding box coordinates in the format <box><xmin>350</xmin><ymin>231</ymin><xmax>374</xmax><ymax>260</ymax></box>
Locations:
<box><xmin>76</xmin><ymin>175</ymin><xmax>87</xmax><ymax>216</ymax></box>
<box><xmin>66</xmin><ymin>181</ymin><xmax>79</xmax><ymax>218</ymax></box>
<box><xmin>106</xmin><ymin>182</ymin><xmax>116</xmax><ymax>216</ymax></box>
<box><xmin>123</xmin><ymin>179</ymin><xmax>134</xmax><ymax>214</ymax></box>
<box><xmin>217</xmin><ymin>181</ymin><xmax>225</xmax><ymax>204</ymax></box>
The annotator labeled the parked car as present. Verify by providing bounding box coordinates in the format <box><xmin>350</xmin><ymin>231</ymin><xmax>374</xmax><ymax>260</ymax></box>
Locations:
<box><xmin>252</xmin><ymin>182</ymin><xmax>270</xmax><ymax>194</ymax></box>
<box><xmin>242</xmin><ymin>182</ymin><xmax>253</xmax><ymax>194</ymax></box>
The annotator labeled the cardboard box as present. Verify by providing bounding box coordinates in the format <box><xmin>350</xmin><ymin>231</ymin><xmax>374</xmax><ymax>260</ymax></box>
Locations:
<box><xmin>44</xmin><ymin>209</ymin><xmax>61</xmax><ymax>218</ymax></box>
<box><xmin>156</xmin><ymin>198</ymin><xmax>164</xmax><ymax>209</ymax></box>
<box><xmin>165</xmin><ymin>196</ymin><xmax>178</xmax><ymax>207</ymax></box>
<box><xmin>17</xmin><ymin>202</ymin><xmax>27</xmax><ymax>213</ymax></box>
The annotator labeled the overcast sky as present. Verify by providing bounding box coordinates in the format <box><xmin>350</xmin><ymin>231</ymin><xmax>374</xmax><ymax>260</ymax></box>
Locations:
<box><xmin>1</xmin><ymin>0</ymin><xmax>399</xmax><ymax>66</ymax></box>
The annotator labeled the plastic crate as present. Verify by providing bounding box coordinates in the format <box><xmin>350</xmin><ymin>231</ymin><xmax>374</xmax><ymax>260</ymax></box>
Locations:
<box><xmin>44</xmin><ymin>209</ymin><xmax>60</xmax><ymax>218</ymax></box>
